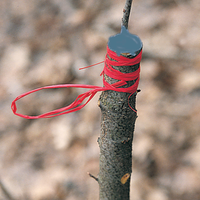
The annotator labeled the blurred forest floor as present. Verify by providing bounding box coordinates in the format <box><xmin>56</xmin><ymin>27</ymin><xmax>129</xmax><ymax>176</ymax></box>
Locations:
<box><xmin>0</xmin><ymin>0</ymin><xmax>200</xmax><ymax>199</ymax></box>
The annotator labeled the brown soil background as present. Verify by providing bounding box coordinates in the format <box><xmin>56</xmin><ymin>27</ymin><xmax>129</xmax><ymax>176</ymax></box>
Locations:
<box><xmin>0</xmin><ymin>0</ymin><xmax>200</xmax><ymax>199</ymax></box>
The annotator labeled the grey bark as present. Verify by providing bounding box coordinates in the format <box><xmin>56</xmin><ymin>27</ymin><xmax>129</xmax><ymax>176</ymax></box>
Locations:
<box><xmin>97</xmin><ymin>58</ymin><xmax>140</xmax><ymax>200</ymax></box>
<box><xmin>97</xmin><ymin>1</ymin><xmax>142</xmax><ymax>199</ymax></box>
<box><xmin>122</xmin><ymin>0</ymin><xmax>133</xmax><ymax>29</ymax></box>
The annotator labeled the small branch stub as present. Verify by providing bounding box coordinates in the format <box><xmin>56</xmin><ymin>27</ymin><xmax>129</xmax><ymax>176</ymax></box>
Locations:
<box><xmin>87</xmin><ymin>172</ymin><xmax>98</xmax><ymax>182</ymax></box>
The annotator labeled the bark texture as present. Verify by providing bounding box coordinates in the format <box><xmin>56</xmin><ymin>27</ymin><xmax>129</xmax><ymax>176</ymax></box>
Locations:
<box><xmin>122</xmin><ymin>0</ymin><xmax>133</xmax><ymax>29</ymax></box>
<box><xmin>98</xmin><ymin>54</ymin><xmax>141</xmax><ymax>200</ymax></box>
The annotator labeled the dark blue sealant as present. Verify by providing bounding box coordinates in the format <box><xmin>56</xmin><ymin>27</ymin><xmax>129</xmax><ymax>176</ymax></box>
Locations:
<box><xmin>108</xmin><ymin>26</ymin><xmax>143</xmax><ymax>56</ymax></box>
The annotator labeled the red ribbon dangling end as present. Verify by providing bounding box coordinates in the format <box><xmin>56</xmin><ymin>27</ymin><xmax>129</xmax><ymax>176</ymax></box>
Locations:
<box><xmin>11</xmin><ymin>46</ymin><xmax>142</xmax><ymax>119</ymax></box>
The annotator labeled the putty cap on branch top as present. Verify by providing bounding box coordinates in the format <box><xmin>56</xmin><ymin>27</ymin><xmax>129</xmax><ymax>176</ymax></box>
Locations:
<box><xmin>108</xmin><ymin>26</ymin><xmax>143</xmax><ymax>57</ymax></box>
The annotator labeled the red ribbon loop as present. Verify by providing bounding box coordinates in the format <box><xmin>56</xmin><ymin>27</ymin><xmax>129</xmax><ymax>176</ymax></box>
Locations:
<box><xmin>11</xmin><ymin>46</ymin><xmax>142</xmax><ymax>119</ymax></box>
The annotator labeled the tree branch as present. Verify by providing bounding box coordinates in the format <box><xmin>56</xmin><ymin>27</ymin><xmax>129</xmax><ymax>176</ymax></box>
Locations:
<box><xmin>122</xmin><ymin>0</ymin><xmax>133</xmax><ymax>29</ymax></box>
<box><xmin>98</xmin><ymin>59</ymin><xmax>139</xmax><ymax>200</ymax></box>
<box><xmin>87</xmin><ymin>172</ymin><xmax>98</xmax><ymax>182</ymax></box>
<box><xmin>97</xmin><ymin>1</ymin><xmax>142</xmax><ymax>199</ymax></box>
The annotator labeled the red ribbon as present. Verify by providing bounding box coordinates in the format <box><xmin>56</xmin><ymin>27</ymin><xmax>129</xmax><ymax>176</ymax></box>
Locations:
<box><xmin>11</xmin><ymin>46</ymin><xmax>142</xmax><ymax>119</ymax></box>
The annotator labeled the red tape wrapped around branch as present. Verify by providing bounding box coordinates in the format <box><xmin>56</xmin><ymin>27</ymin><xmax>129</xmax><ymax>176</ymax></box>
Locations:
<box><xmin>11</xmin><ymin>46</ymin><xmax>142</xmax><ymax>119</ymax></box>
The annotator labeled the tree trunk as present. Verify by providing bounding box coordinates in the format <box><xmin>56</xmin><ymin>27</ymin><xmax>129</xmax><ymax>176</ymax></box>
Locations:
<box><xmin>97</xmin><ymin>54</ymin><xmax>141</xmax><ymax>199</ymax></box>
<box><xmin>97</xmin><ymin>1</ymin><xmax>142</xmax><ymax>199</ymax></box>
